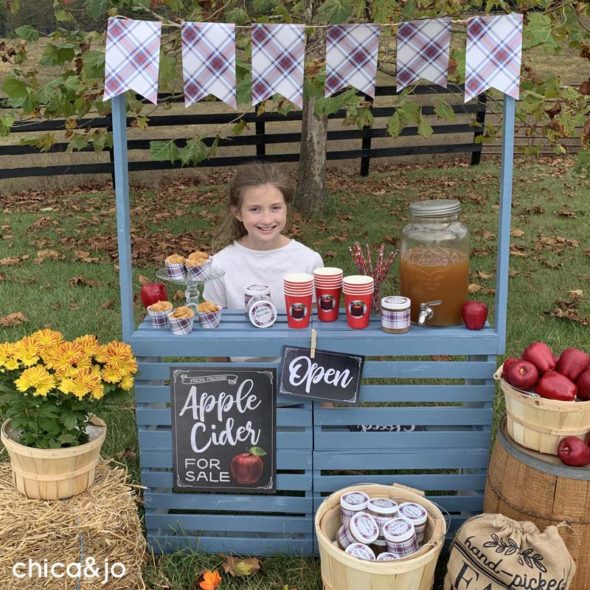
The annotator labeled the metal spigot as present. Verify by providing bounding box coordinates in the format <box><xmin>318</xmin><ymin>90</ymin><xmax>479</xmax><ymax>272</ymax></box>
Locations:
<box><xmin>417</xmin><ymin>300</ymin><xmax>442</xmax><ymax>326</ymax></box>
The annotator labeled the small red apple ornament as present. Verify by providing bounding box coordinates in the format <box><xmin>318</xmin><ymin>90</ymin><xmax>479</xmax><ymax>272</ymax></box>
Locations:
<box><xmin>461</xmin><ymin>300</ymin><xmax>488</xmax><ymax>330</ymax></box>
<box><xmin>230</xmin><ymin>447</ymin><xmax>266</xmax><ymax>485</ymax></box>
<box><xmin>140</xmin><ymin>282</ymin><xmax>168</xmax><ymax>308</ymax></box>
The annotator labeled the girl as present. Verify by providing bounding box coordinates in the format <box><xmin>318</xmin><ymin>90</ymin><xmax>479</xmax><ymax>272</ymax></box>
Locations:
<box><xmin>205</xmin><ymin>162</ymin><xmax>323</xmax><ymax>310</ymax></box>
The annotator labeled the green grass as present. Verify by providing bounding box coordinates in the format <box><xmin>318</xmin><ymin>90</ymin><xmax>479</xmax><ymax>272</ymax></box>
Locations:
<box><xmin>1</xmin><ymin>156</ymin><xmax>589</xmax><ymax>589</ymax></box>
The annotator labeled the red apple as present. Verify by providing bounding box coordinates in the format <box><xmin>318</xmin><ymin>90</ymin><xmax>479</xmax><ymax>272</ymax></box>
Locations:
<box><xmin>503</xmin><ymin>359</ymin><xmax>539</xmax><ymax>390</ymax></box>
<box><xmin>461</xmin><ymin>301</ymin><xmax>488</xmax><ymax>330</ymax></box>
<box><xmin>576</xmin><ymin>368</ymin><xmax>590</xmax><ymax>401</ymax></box>
<box><xmin>557</xmin><ymin>436</ymin><xmax>590</xmax><ymax>467</ymax></box>
<box><xmin>140</xmin><ymin>282</ymin><xmax>168</xmax><ymax>308</ymax></box>
<box><xmin>230</xmin><ymin>447</ymin><xmax>266</xmax><ymax>485</ymax></box>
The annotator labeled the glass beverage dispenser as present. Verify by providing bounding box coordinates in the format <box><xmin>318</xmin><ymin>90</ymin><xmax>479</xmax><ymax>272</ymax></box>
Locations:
<box><xmin>400</xmin><ymin>199</ymin><xmax>469</xmax><ymax>326</ymax></box>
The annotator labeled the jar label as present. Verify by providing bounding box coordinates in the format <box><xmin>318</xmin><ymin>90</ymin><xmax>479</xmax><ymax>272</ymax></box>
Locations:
<box><xmin>399</xmin><ymin>502</ymin><xmax>427</xmax><ymax>521</ymax></box>
<box><xmin>342</xmin><ymin>492</ymin><xmax>368</xmax><ymax>506</ymax></box>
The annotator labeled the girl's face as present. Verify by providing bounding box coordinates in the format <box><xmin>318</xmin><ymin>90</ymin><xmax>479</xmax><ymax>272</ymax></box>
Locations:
<box><xmin>233</xmin><ymin>183</ymin><xmax>288</xmax><ymax>250</ymax></box>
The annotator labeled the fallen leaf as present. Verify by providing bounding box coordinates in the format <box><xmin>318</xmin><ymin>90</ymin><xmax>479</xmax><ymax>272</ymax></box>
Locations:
<box><xmin>222</xmin><ymin>555</ymin><xmax>262</xmax><ymax>577</ymax></box>
<box><xmin>557</xmin><ymin>209</ymin><xmax>577</xmax><ymax>218</ymax></box>
<box><xmin>468</xmin><ymin>283</ymin><xmax>482</xmax><ymax>293</ymax></box>
<box><xmin>190</xmin><ymin>569</ymin><xmax>222</xmax><ymax>590</ymax></box>
<box><xmin>510</xmin><ymin>229</ymin><xmax>525</xmax><ymax>238</ymax></box>
<box><xmin>0</xmin><ymin>256</ymin><xmax>28</xmax><ymax>266</ymax></box>
<box><xmin>173</xmin><ymin>290</ymin><xmax>185</xmax><ymax>301</ymax></box>
<box><xmin>34</xmin><ymin>250</ymin><xmax>64</xmax><ymax>264</ymax></box>
<box><xmin>115</xmin><ymin>448</ymin><xmax>137</xmax><ymax>461</ymax></box>
<box><xmin>101</xmin><ymin>300</ymin><xmax>115</xmax><ymax>310</ymax></box>
<box><xmin>0</xmin><ymin>312</ymin><xmax>28</xmax><ymax>327</ymax></box>
<box><xmin>508</xmin><ymin>270</ymin><xmax>519</xmax><ymax>278</ymax></box>
<box><xmin>509</xmin><ymin>245</ymin><xmax>529</xmax><ymax>257</ymax></box>
<box><xmin>74</xmin><ymin>250</ymin><xmax>100</xmax><ymax>263</ymax></box>
<box><xmin>568</xmin><ymin>290</ymin><xmax>583</xmax><ymax>299</ymax></box>
<box><xmin>138</xmin><ymin>274</ymin><xmax>151</xmax><ymax>286</ymax></box>
<box><xmin>482</xmin><ymin>231</ymin><xmax>496</xmax><ymax>241</ymax></box>
<box><xmin>69</xmin><ymin>276</ymin><xmax>100</xmax><ymax>287</ymax></box>
<box><xmin>474</xmin><ymin>271</ymin><xmax>493</xmax><ymax>280</ymax></box>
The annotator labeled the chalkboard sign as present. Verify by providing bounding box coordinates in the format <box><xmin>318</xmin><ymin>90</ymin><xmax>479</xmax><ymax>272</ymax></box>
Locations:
<box><xmin>171</xmin><ymin>368</ymin><xmax>276</xmax><ymax>493</ymax></box>
<box><xmin>279</xmin><ymin>346</ymin><xmax>364</xmax><ymax>405</ymax></box>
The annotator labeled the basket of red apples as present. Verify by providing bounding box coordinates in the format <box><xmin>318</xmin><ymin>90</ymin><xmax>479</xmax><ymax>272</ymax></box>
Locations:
<box><xmin>494</xmin><ymin>342</ymin><xmax>590</xmax><ymax>456</ymax></box>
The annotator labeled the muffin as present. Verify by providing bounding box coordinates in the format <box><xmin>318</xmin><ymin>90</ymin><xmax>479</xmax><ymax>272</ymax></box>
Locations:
<box><xmin>165</xmin><ymin>253</ymin><xmax>186</xmax><ymax>280</ymax></box>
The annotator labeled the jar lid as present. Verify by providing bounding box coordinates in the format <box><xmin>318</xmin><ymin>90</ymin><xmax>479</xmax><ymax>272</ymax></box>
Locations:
<box><xmin>340</xmin><ymin>491</ymin><xmax>369</xmax><ymax>512</ymax></box>
<box><xmin>245</xmin><ymin>284</ymin><xmax>271</xmax><ymax>296</ymax></box>
<box><xmin>349</xmin><ymin>511</ymin><xmax>379</xmax><ymax>544</ymax></box>
<box><xmin>381</xmin><ymin>296</ymin><xmax>410</xmax><ymax>311</ymax></box>
<box><xmin>409</xmin><ymin>199</ymin><xmax>461</xmax><ymax>218</ymax></box>
<box><xmin>248</xmin><ymin>299</ymin><xmax>277</xmax><ymax>328</ymax></box>
<box><xmin>367</xmin><ymin>497</ymin><xmax>398</xmax><ymax>515</ymax></box>
<box><xmin>398</xmin><ymin>502</ymin><xmax>428</xmax><ymax>524</ymax></box>
<box><xmin>377</xmin><ymin>552</ymin><xmax>399</xmax><ymax>561</ymax></box>
<box><xmin>383</xmin><ymin>517</ymin><xmax>416</xmax><ymax>543</ymax></box>
<box><xmin>344</xmin><ymin>543</ymin><xmax>375</xmax><ymax>561</ymax></box>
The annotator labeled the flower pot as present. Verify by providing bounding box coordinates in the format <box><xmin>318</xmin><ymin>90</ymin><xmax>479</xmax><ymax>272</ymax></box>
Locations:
<box><xmin>0</xmin><ymin>415</ymin><xmax>106</xmax><ymax>500</ymax></box>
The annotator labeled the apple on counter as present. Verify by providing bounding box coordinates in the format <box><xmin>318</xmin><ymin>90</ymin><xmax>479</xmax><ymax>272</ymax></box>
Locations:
<box><xmin>140</xmin><ymin>281</ymin><xmax>168</xmax><ymax>308</ymax></box>
<box><xmin>461</xmin><ymin>301</ymin><xmax>488</xmax><ymax>330</ymax></box>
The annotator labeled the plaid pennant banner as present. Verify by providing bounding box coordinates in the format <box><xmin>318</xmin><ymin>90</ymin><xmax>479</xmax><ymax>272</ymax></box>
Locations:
<box><xmin>181</xmin><ymin>22</ymin><xmax>237</xmax><ymax>109</ymax></box>
<box><xmin>465</xmin><ymin>13</ymin><xmax>523</xmax><ymax>102</ymax></box>
<box><xmin>103</xmin><ymin>17</ymin><xmax>162</xmax><ymax>104</ymax></box>
<box><xmin>325</xmin><ymin>25</ymin><xmax>380</xmax><ymax>98</ymax></box>
<box><xmin>396</xmin><ymin>18</ymin><xmax>451</xmax><ymax>91</ymax></box>
<box><xmin>251</xmin><ymin>24</ymin><xmax>306</xmax><ymax>108</ymax></box>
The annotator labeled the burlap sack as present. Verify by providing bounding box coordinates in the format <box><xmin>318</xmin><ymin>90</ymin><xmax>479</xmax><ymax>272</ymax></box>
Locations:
<box><xmin>444</xmin><ymin>514</ymin><xmax>576</xmax><ymax>590</ymax></box>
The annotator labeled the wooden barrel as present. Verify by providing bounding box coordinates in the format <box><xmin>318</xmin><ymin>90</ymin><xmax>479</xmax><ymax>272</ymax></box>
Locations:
<box><xmin>484</xmin><ymin>420</ymin><xmax>590</xmax><ymax>590</ymax></box>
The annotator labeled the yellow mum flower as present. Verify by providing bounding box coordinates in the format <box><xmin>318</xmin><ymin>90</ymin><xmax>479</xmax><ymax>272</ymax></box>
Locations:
<box><xmin>0</xmin><ymin>343</ymin><xmax>20</xmax><ymax>370</ymax></box>
<box><xmin>32</xmin><ymin>329</ymin><xmax>64</xmax><ymax>351</ymax></box>
<box><xmin>102</xmin><ymin>364</ymin><xmax>123</xmax><ymax>384</ymax></box>
<box><xmin>14</xmin><ymin>365</ymin><xmax>56</xmax><ymax>397</ymax></box>
<box><xmin>12</xmin><ymin>336</ymin><xmax>40</xmax><ymax>367</ymax></box>
<box><xmin>96</xmin><ymin>341</ymin><xmax>134</xmax><ymax>365</ymax></box>
<box><xmin>69</xmin><ymin>368</ymin><xmax>104</xmax><ymax>400</ymax></box>
<box><xmin>73</xmin><ymin>334</ymin><xmax>101</xmax><ymax>357</ymax></box>
<box><xmin>58</xmin><ymin>377</ymin><xmax>76</xmax><ymax>395</ymax></box>
<box><xmin>120</xmin><ymin>374</ymin><xmax>134</xmax><ymax>391</ymax></box>
<box><xmin>54</xmin><ymin>364</ymin><xmax>77</xmax><ymax>380</ymax></box>
<box><xmin>58</xmin><ymin>341</ymin><xmax>84</xmax><ymax>366</ymax></box>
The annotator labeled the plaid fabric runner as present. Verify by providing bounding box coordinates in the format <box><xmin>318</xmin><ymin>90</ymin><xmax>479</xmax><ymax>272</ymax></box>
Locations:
<box><xmin>465</xmin><ymin>13</ymin><xmax>523</xmax><ymax>102</ymax></box>
<box><xmin>251</xmin><ymin>24</ymin><xmax>306</xmax><ymax>108</ymax></box>
<box><xmin>396</xmin><ymin>18</ymin><xmax>451</xmax><ymax>91</ymax></box>
<box><xmin>181</xmin><ymin>22</ymin><xmax>237</xmax><ymax>109</ymax></box>
<box><xmin>103</xmin><ymin>17</ymin><xmax>162</xmax><ymax>104</ymax></box>
<box><xmin>325</xmin><ymin>25</ymin><xmax>380</xmax><ymax>98</ymax></box>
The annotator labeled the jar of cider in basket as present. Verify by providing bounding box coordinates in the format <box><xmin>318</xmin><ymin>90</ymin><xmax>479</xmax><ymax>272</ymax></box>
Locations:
<box><xmin>400</xmin><ymin>199</ymin><xmax>469</xmax><ymax>326</ymax></box>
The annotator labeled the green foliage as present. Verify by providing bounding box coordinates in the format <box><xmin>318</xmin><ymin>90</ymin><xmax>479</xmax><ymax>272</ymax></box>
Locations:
<box><xmin>0</xmin><ymin>0</ymin><xmax>589</xmax><ymax>174</ymax></box>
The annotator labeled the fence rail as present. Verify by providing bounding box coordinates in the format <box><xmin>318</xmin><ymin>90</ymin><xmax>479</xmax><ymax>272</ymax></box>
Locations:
<box><xmin>1</xmin><ymin>85</ymin><xmax>487</xmax><ymax>182</ymax></box>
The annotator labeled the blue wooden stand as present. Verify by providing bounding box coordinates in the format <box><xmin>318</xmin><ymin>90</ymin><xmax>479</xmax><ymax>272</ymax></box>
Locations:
<box><xmin>111</xmin><ymin>93</ymin><xmax>516</xmax><ymax>555</ymax></box>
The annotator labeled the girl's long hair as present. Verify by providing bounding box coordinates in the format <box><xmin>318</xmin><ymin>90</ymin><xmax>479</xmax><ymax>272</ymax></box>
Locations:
<box><xmin>212</xmin><ymin>162</ymin><xmax>294</xmax><ymax>252</ymax></box>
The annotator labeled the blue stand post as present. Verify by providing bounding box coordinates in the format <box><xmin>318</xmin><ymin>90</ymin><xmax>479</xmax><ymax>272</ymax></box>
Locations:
<box><xmin>111</xmin><ymin>94</ymin><xmax>134</xmax><ymax>342</ymax></box>
<box><xmin>494</xmin><ymin>95</ymin><xmax>516</xmax><ymax>354</ymax></box>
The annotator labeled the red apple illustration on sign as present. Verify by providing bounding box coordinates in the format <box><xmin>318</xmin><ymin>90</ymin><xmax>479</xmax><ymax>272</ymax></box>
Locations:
<box><xmin>461</xmin><ymin>301</ymin><xmax>488</xmax><ymax>330</ymax></box>
<box><xmin>230</xmin><ymin>447</ymin><xmax>266</xmax><ymax>485</ymax></box>
<box><xmin>140</xmin><ymin>282</ymin><xmax>168</xmax><ymax>308</ymax></box>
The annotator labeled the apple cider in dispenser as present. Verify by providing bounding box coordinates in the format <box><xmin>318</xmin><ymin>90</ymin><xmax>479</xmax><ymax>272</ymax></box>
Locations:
<box><xmin>400</xmin><ymin>199</ymin><xmax>469</xmax><ymax>326</ymax></box>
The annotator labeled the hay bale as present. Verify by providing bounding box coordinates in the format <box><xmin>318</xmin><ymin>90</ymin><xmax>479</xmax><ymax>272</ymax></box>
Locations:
<box><xmin>0</xmin><ymin>460</ymin><xmax>146</xmax><ymax>589</ymax></box>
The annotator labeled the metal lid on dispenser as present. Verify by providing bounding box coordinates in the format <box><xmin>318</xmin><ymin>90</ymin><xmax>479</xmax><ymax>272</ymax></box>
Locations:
<box><xmin>409</xmin><ymin>199</ymin><xmax>461</xmax><ymax>218</ymax></box>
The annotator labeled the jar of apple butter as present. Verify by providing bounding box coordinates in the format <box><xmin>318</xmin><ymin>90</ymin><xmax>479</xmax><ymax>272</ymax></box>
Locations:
<box><xmin>400</xmin><ymin>199</ymin><xmax>469</xmax><ymax>326</ymax></box>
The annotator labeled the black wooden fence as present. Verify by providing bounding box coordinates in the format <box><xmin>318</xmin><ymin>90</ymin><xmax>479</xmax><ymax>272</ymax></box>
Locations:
<box><xmin>1</xmin><ymin>84</ymin><xmax>487</xmax><ymax>182</ymax></box>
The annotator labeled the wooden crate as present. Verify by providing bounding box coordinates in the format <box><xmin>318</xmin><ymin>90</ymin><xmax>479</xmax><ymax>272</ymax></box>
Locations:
<box><xmin>131</xmin><ymin>311</ymin><xmax>496</xmax><ymax>554</ymax></box>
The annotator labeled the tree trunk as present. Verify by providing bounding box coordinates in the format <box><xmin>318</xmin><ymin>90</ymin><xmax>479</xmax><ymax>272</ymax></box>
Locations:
<box><xmin>295</xmin><ymin>93</ymin><xmax>328</xmax><ymax>216</ymax></box>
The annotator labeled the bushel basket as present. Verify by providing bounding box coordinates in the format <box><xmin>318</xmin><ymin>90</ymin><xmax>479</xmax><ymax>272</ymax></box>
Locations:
<box><xmin>495</xmin><ymin>365</ymin><xmax>590</xmax><ymax>455</ymax></box>
<box><xmin>315</xmin><ymin>483</ymin><xmax>446</xmax><ymax>590</ymax></box>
